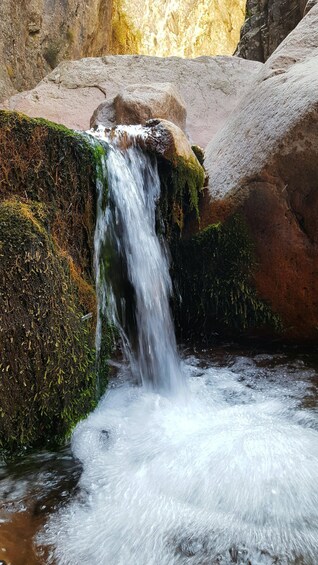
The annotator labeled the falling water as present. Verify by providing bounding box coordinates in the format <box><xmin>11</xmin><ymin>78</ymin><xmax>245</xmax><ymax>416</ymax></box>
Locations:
<box><xmin>93</xmin><ymin>125</ymin><xmax>183</xmax><ymax>393</ymax></box>
<box><xmin>42</xmin><ymin>127</ymin><xmax>318</xmax><ymax>565</ymax></box>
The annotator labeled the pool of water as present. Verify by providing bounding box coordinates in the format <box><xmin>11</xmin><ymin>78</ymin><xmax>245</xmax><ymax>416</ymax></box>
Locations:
<box><xmin>1</xmin><ymin>346</ymin><xmax>317</xmax><ymax>565</ymax></box>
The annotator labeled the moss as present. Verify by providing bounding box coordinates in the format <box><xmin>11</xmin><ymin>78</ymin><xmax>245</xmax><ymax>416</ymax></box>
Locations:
<box><xmin>0</xmin><ymin>201</ymin><xmax>97</xmax><ymax>454</ymax></box>
<box><xmin>0</xmin><ymin>111</ymin><xmax>112</xmax><ymax>455</ymax></box>
<box><xmin>66</xmin><ymin>28</ymin><xmax>75</xmax><ymax>45</ymax></box>
<box><xmin>43</xmin><ymin>44</ymin><xmax>60</xmax><ymax>69</ymax></box>
<box><xmin>0</xmin><ymin>110</ymin><xmax>98</xmax><ymax>278</ymax></box>
<box><xmin>172</xmin><ymin>215</ymin><xmax>281</xmax><ymax>338</ymax></box>
<box><xmin>191</xmin><ymin>145</ymin><xmax>204</xmax><ymax>166</ymax></box>
<box><xmin>158</xmin><ymin>154</ymin><xmax>205</xmax><ymax>236</ymax></box>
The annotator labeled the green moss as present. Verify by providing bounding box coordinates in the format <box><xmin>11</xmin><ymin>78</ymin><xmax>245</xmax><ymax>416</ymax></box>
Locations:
<box><xmin>0</xmin><ymin>111</ymin><xmax>112</xmax><ymax>455</ymax></box>
<box><xmin>172</xmin><ymin>215</ymin><xmax>281</xmax><ymax>338</ymax></box>
<box><xmin>0</xmin><ymin>110</ymin><xmax>101</xmax><ymax>277</ymax></box>
<box><xmin>191</xmin><ymin>145</ymin><xmax>204</xmax><ymax>166</ymax></box>
<box><xmin>158</xmin><ymin>154</ymin><xmax>205</xmax><ymax>236</ymax></box>
<box><xmin>43</xmin><ymin>44</ymin><xmax>60</xmax><ymax>69</ymax></box>
<box><xmin>0</xmin><ymin>201</ymin><xmax>97</xmax><ymax>454</ymax></box>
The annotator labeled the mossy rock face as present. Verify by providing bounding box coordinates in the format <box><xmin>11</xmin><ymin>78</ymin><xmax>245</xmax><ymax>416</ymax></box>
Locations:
<box><xmin>0</xmin><ymin>110</ymin><xmax>96</xmax><ymax>277</ymax></box>
<box><xmin>0</xmin><ymin>201</ymin><xmax>97</xmax><ymax>453</ymax></box>
<box><xmin>171</xmin><ymin>215</ymin><xmax>281</xmax><ymax>340</ymax></box>
<box><xmin>157</xmin><ymin>154</ymin><xmax>205</xmax><ymax>238</ymax></box>
<box><xmin>0</xmin><ymin>111</ymin><xmax>107</xmax><ymax>454</ymax></box>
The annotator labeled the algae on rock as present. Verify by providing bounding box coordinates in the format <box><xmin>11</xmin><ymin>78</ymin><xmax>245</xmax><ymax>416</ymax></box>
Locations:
<box><xmin>0</xmin><ymin>200</ymin><xmax>96</xmax><ymax>452</ymax></box>
<box><xmin>0</xmin><ymin>111</ymin><xmax>109</xmax><ymax>454</ymax></box>
<box><xmin>171</xmin><ymin>215</ymin><xmax>281</xmax><ymax>339</ymax></box>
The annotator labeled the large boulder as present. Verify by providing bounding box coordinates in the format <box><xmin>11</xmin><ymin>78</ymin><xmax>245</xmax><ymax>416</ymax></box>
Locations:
<box><xmin>201</xmin><ymin>5</ymin><xmax>318</xmax><ymax>341</ymax></box>
<box><xmin>235</xmin><ymin>0</ymin><xmax>304</xmax><ymax>62</ymax></box>
<box><xmin>0</xmin><ymin>111</ymin><xmax>104</xmax><ymax>453</ymax></box>
<box><xmin>0</xmin><ymin>0</ymin><xmax>113</xmax><ymax>102</ymax></box>
<box><xmin>91</xmin><ymin>83</ymin><xmax>187</xmax><ymax>132</ymax></box>
<box><xmin>2</xmin><ymin>55</ymin><xmax>262</xmax><ymax>148</ymax></box>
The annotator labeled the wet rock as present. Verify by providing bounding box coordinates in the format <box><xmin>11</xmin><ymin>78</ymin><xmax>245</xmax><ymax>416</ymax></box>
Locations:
<box><xmin>93</xmin><ymin>118</ymin><xmax>205</xmax><ymax>233</ymax></box>
<box><xmin>0</xmin><ymin>111</ymin><xmax>100</xmax><ymax>452</ymax></box>
<box><xmin>91</xmin><ymin>83</ymin><xmax>187</xmax><ymax>132</ymax></box>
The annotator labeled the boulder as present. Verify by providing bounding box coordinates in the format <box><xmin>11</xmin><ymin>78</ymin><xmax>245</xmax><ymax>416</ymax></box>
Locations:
<box><xmin>0</xmin><ymin>111</ymin><xmax>104</xmax><ymax>452</ymax></box>
<box><xmin>2</xmin><ymin>55</ymin><xmax>262</xmax><ymax>148</ymax></box>
<box><xmin>91</xmin><ymin>83</ymin><xmax>187</xmax><ymax>132</ymax></box>
<box><xmin>201</xmin><ymin>5</ymin><xmax>318</xmax><ymax>341</ymax></box>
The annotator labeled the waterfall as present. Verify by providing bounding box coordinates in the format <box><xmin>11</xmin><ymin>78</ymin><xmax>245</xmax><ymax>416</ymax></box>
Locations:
<box><xmin>42</xmin><ymin>127</ymin><xmax>318</xmax><ymax>565</ymax></box>
<box><xmin>92</xmin><ymin>126</ymin><xmax>183</xmax><ymax>394</ymax></box>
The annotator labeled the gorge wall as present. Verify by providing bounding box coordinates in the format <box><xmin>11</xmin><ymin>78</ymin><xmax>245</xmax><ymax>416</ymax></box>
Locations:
<box><xmin>236</xmin><ymin>0</ymin><xmax>310</xmax><ymax>61</ymax></box>
<box><xmin>0</xmin><ymin>0</ymin><xmax>247</xmax><ymax>102</ymax></box>
<box><xmin>112</xmin><ymin>0</ymin><xmax>246</xmax><ymax>58</ymax></box>
<box><xmin>0</xmin><ymin>0</ymin><xmax>113</xmax><ymax>101</ymax></box>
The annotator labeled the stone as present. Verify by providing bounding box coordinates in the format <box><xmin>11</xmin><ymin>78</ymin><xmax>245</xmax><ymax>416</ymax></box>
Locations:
<box><xmin>304</xmin><ymin>0</ymin><xmax>318</xmax><ymax>15</ymax></box>
<box><xmin>203</xmin><ymin>5</ymin><xmax>318</xmax><ymax>340</ymax></box>
<box><xmin>0</xmin><ymin>111</ymin><xmax>101</xmax><ymax>452</ymax></box>
<box><xmin>91</xmin><ymin>83</ymin><xmax>187</xmax><ymax>132</ymax></box>
<box><xmin>2</xmin><ymin>55</ymin><xmax>262</xmax><ymax>148</ymax></box>
<box><xmin>235</xmin><ymin>0</ymin><xmax>303</xmax><ymax>62</ymax></box>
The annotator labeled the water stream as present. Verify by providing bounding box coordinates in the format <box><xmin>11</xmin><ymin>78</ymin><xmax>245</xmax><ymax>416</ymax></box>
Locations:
<box><xmin>93</xmin><ymin>125</ymin><xmax>183</xmax><ymax>394</ymax></box>
<box><xmin>1</xmin><ymin>128</ymin><xmax>317</xmax><ymax>564</ymax></box>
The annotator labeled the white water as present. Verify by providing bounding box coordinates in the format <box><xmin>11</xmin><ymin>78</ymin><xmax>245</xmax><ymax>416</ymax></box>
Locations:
<box><xmin>93</xmin><ymin>125</ymin><xmax>182</xmax><ymax>393</ymax></box>
<box><xmin>43</xmin><ymin>128</ymin><xmax>318</xmax><ymax>564</ymax></box>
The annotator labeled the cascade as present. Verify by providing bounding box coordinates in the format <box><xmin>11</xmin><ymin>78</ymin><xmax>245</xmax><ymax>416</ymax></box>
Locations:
<box><xmin>92</xmin><ymin>125</ymin><xmax>183</xmax><ymax>394</ymax></box>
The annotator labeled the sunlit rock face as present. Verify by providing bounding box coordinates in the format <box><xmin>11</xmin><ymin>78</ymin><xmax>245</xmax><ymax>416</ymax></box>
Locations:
<box><xmin>113</xmin><ymin>0</ymin><xmax>246</xmax><ymax>58</ymax></box>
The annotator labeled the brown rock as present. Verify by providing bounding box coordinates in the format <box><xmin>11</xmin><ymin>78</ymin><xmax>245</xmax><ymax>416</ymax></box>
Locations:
<box><xmin>91</xmin><ymin>83</ymin><xmax>187</xmax><ymax>132</ymax></box>
<box><xmin>204</xmin><ymin>5</ymin><xmax>318</xmax><ymax>341</ymax></box>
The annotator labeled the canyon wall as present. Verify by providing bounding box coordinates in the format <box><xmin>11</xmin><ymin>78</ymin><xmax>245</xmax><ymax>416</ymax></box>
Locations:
<box><xmin>0</xmin><ymin>0</ymin><xmax>248</xmax><ymax>102</ymax></box>
<box><xmin>0</xmin><ymin>0</ymin><xmax>113</xmax><ymax>101</ymax></box>
<box><xmin>235</xmin><ymin>0</ymin><xmax>309</xmax><ymax>61</ymax></box>
<box><xmin>113</xmin><ymin>0</ymin><xmax>246</xmax><ymax>58</ymax></box>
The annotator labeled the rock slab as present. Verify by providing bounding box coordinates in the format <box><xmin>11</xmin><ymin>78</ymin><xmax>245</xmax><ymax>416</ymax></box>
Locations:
<box><xmin>2</xmin><ymin>55</ymin><xmax>262</xmax><ymax>148</ymax></box>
